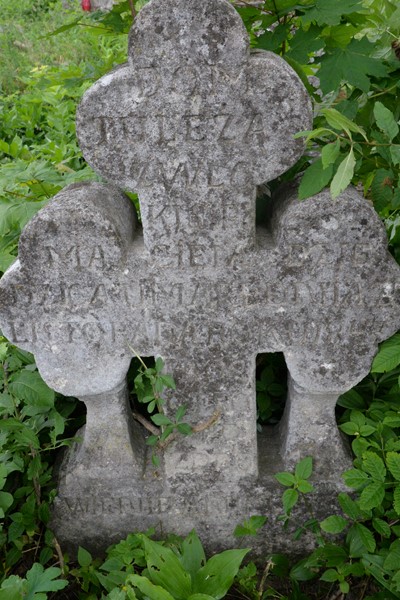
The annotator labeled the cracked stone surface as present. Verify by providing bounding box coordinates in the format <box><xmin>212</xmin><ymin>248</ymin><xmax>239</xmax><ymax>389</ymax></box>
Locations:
<box><xmin>0</xmin><ymin>0</ymin><xmax>400</xmax><ymax>556</ymax></box>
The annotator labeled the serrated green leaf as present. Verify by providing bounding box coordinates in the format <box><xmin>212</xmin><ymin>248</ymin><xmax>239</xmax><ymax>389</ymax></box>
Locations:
<box><xmin>234</xmin><ymin>515</ymin><xmax>267</xmax><ymax>537</ymax></box>
<box><xmin>320</xmin><ymin>515</ymin><xmax>348</xmax><ymax>534</ymax></box>
<box><xmin>372</xmin><ymin>334</ymin><xmax>400</xmax><ymax>373</ymax></box>
<box><xmin>283</xmin><ymin>489</ymin><xmax>299</xmax><ymax>514</ymax></box>
<box><xmin>372</xmin><ymin>518</ymin><xmax>391</xmax><ymax>538</ymax></box>
<box><xmin>374</xmin><ymin>102</ymin><xmax>399</xmax><ymax>141</ymax></box>
<box><xmin>347</xmin><ymin>523</ymin><xmax>376</xmax><ymax>557</ymax></box>
<box><xmin>338</xmin><ymin>493</ymin><xmax>364</xmax><ymax>520</ymax></box>
<box><xmin>383</xmin><ymin>540</ymin><xmax>400</xmax><ymax>571</ymax></box>
<box><xmin>77</xmin><ymin>546</ymin><xmax>92</xmax><ymax>568</ymax></box>
<box><xmin>298</xmin><ymin>159</ymin><xmax>333</xmax><ymax>199</ymax></box>
<box><xmin>295</xmin><ymin>456</ymin><xmax>313</xmax><ymax>480</ymax></box>
<box><xmin>318</xmin><ymin>38</ymin><xmax>388</xmax><ymax>94</ymax></box>
<box><xmin>362</xmin><ymin>452</ymin><xmax>386</xmax><ymax>482</ymax></box>
<box><xmin>342</xmin><ymin>468</ymin><xmax>369</xmax><ymax>489</ymax></box>
<box><xmin>359</xmin><ymin>482</ymin><xmax>385</xmax><ymax>510</ymax></box>
<box><xmin>386</xmin><ymin>452</ymin><xmax>400</xmax><ymax>481</ymax></box>
<box><xmin>297</xmin><ymin>480</ymin><xmax>314</xmax><ymax>493</ymax></box>
<box><xmin>303</xmin><ymin>0</ymin><xmax>363</xmax><ymax>26</ymax></box>
<box><xmin>192</xmin><ymin>549</ymin><xmax>249</xmax><ymax>599</ymax></box>
<box><xmin>393</xmin><ymin>485</ymin><xmax>400</xmax><ymax>516</ymax></box>
<box><xmin>330</xmin><ymin>148</ymin><xmax>356</xmax><ymax>199</ymax></box>
<box><xmin>275</xmin><ymin>472</ymin><xmax>296</xmax><ymax>487</ymax></box>
<box><xmin>8</xmin><ymin>370</ymin><xmax>54</xmax><ymax>408</ymax></box>
<box><xmin>287</xmin><ymin>25</ymin><xmax>324</xmax><ymax>63</ymax></box>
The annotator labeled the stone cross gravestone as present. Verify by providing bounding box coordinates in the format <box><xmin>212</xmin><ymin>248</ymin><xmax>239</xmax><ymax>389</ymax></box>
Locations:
<box><xmin>1</xmin><ymin>0</ymin><xmax>400</xmax><ymax>555</ymax></box>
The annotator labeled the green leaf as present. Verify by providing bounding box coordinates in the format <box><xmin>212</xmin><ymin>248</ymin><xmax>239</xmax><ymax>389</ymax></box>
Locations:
<box><xmin>25</xmin><ymin>564</ymin><xmax>68</xmax><ymax>599</ymax></box>
<box><xmin>180</xmin><ymin>530</ymin><xmax>206</xmax><ymax>580</ymax></box>
<box><xmin>298</xmin><ymin>159</ymin><xmax>333</xmax><ymax>200</ymax></box>
<box><xmin>390</xmin><ymin>146</ymin><xmax>400</xmax><ymax>167</ymax></box>
<box><xmin>362</xmin><ymin>452</ymin><xmax>386</xmax><ymax>482</ymax></box>
<box><xmin>347</xmin><ymin>523</ymin><xmax>376</xmax><ymax>557</ymax></box>
<box><xmin>302</xmin><ymin>0</ymin><xmax>363</xmax><ymax>26</ymax></box>
<box><xmin>320</xmin><ymin>515</ymin><xmax>348</xmax><ymax>534</ymax></box>
<box><xmin>393</xmin><ymin>485</ymin><xmax>400</xmax><ymax>516</ymax></box>
<box><xmin>318</xmin><ymin>38</ymin><xmax>388</xmax><ymax>94</ymax></box>
<box><xmin>175</xmin><ymin>405</ymin><xmax>187</xmax><ymax>422</ymax></box>
<box><xmin>295</xmin><ymin>456</ymin><xmax>313</xmax><ymax>480</ymax></box>
<box><xmin>297</xmin><ymin>480</ymin><xmax>314</xmax><ymax>493</ymax></box>
<box><xmin>77</xmin><ymin>546</ymin><xmax>92</xmax><ymax>568</ymax></box>
<box><xmin>287</xmin><ymin>25</ymin><xmax>324</xmax><ymax>63</ymax></box>
<box><xmin>0</xmin><ymin>492</ymin><xmax>13</xmax><ymax>515</ymax></box>
<box><xmin>359</xmin><ymin>482</ymin><xmax>385</xmax><ymax>511</ymax></box>
<box><xmin>386</xmin><ymin>452</ymin><xmax>400</xmax><ymax>481</ymax></box>
<box><xmin>9</xmin><ymin>370</ymin><xmax>54</xmax><ymax>408</ymax></box>
<box><xmin>151</xmin><ymin>414</ymin><xmax>172</xmax><ymax>427</ymax></box>
<box><xmin>372</xmin><ymin>334</ymin><xmax>400</xmax><ymax>373</ymax></box>
<box><xmin>143</xmin><ymin>537</ymin><xmax>192</xmax><ymax>600</ymax></box>
<box><xmin>274</xmin><ymin>472</ymin><xmax>296</xmax><ymax>487</ymax></box>
<box><xmin>192</xmin><ymin>549</ymin><xmax>249</xmax><ymax>599</ymax></box>
<box><xmin>322</xmin><ymin>108</ymin><xmax>368</xmax><ymax>140</ymax></box>
<box><xmin>371</xmin><ymin>168</ymin><xmax>394</xmax><ymax>213</ymax></box>
<box><xmin>128</xmin><ymin>575</ymin><xmax>175</xmax><ymax>600</ymax></box>
<box><xmin>155</xmin><ymin>357</ymin><xmax>164</xmax><ymax>373</ymax></box>
<box><xmin>320</xmin><ymin>568</ymin><xmax>339</xmax><ymax>582</ymax></box>
<box><xmin>342</xmin><ymin>468</ymin><xmax>369</xmax><ymax>489</ymax></box>
<box><xmin>233</xmin><ymin>515</ymin><xmax>267</xmax><ymax>537</ymax></box>
<box><xmin>0</xmin><ymin>575</ymin><xmax>24</xmax><ymax>600</ymax></box>
<box><xmin>330</xmin><ymin>148</ymin><xmax>356</xmax><ymax>199</ymax></box>
<box><xmin>383</xmin><ymin>540</ymin><xmax>400</xmax><ymax>571</ymax></box>
<box><xmin>321</xmin><ymin>140</ymin><xmax>341</xmax><ymax>169</ymax></box>
<box><xmin>188</xmin><ymin>595</ymin><xmax>215</xmax><ymax>600</ymax></box>
<box><xmin>372</xmin><ymin>518</ymin><xmax>391</xmax><ymax>538</ymax></box>
<box><xmin>338</xmin><ymin>493</ymin><xmax>364</xmax><ymax>520</ymax></box>
<box><xmin>282</xmin><ymin>489</ymin><xmax>299</xmax><ymax>513</ymax></box>
<box><xmin>177</xmin><ymin>423</ymin><xmax>192</xmax><ymax>435</ymax></box>
<box><xmin>374</xmin><ymin>102</ymin><xmax>399</xmax><ymax>141</ymax></box>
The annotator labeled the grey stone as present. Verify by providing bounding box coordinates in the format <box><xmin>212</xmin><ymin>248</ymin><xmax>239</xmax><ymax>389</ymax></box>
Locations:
<box><xmin>1</xmin><ymin>0</ymin><xmax>400</xmax><ymax>557</ymax></box>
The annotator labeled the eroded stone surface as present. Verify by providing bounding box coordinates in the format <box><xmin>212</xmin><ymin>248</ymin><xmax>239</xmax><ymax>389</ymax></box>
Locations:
<box><xmin>1</xmin><ymin>0</ymin><xmax>400</xmax><ymax>556</ymax></box>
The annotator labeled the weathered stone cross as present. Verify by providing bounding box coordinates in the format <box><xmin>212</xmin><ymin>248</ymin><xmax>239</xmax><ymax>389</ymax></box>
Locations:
<box><xmin>1</xmin><ymin>0</ymin><xmax>400</xmax><ymax>554</ymax></box>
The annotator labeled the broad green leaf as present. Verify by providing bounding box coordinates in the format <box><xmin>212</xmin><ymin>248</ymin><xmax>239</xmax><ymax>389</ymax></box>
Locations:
<box><xmin>9</xmin><ymin>370</ymin><xmax>54</xmax><ymax>408</ymax></box>
<box><xmin>192</xmin><ymin>549</ymin><xmax>249</xmax><ymax>599</ymax></box>
<box><xmin>298</xmin><ymin>159</ymin><xmax>333</xmax><ymax>200</ymax></box>
<box><xmin>297</xmin><ymin>480</ymin><xmax>314</xmax><ymax>493</ymax></box>
<box><xmin>371</xmin><ymin>168</ymin><xmax>394</xmax><ymax>213</ymax></box>
<box><xmin>362</xmin><ymin>452</ymin><xmax>386</xmax><ymax>482</ymax></box>
<box><xmin>338</xmin><ymin>493</ymin><xmax>364</xmax><ymax>520</ymax></box>
<box><xmin>321</xmin><ymin>140</ymin><xmax>341</xmax><ymax>169</ymax></box>
<box><xmin>394</xmin><ymin>485</ymin><xmax>400</xmax><ymax>516</ymax></box>
<box><xmin>320</xmin><ymin>515</ymin><xmax>348</xmax><ymax>534</ymax></box>
<box><xmin>0</xmin><ymin>492</ymin><xmax>13</xmax><ymax>514</ymax></box>
<box><xmin>383</xmin><ymin>540</ymin><xmax>400</xmax><ymax>571</ymax></box>
<box><xmin>372</xmin><ymin>334</ymin><xmax>400</xmax><ymax>373</ymax></box>
<box><xmin>151</xmin><ymin>414</ymin><xmax>172</xmax><ymax>427</ymax></box>
<box><xmin>143</xmin><ymin>537</ymin><xmax>192</xmax><ymax>599</ymax></box>
<box><xmin>188</xmin><ymin>596</ymin><xmax>215</xmax><ymax>600</ymax></box>
<box><xmin>390</xmin><ymin>146</ymin><xmax>400</xmax><ymax>166</ymax></box>
<box><xmin>295</xmin><ymin>456</ymin><xmax>313</xmax><ymax>480</ymax></box>
<box><xmin>274</xmin><ymin>472</ymin><xmax>296</xmax><ymax>487</ymax></box>
<box><xmin>330</xmin><ymin>148</ymin><xmax>356</xmax><ymax>199</ymax></box>
<box><xmin>320</xmin><ymin>568</ymin><xmax>339</xmax><ymax>582</ymax></box>
<box><xmin>372</xmin><ymin>518</ymin><xmax>391</xmax><ymax>538</ymax></box>
<box><xmin>386</xmin><ymin>452</ymin><xmax>400</xmax><ymax>481</ymax></box>
<box><xmin>318</xmin><ymin>38</ymin><xmax>388</xmax><ymax>93</ymax></box>
<box><xmin>282</xmin><ymin>489</ymin><xmax>299</xmax><ymax>513</ymax></box>
<box><xmin>374</xmin><ymin>101</ymin><xmax>399</xmax><ymax>141</ymax></box>
<box><xmin>287</xmin><ymin>25</ymin><xmax>324</xmax><ymax>63</ymax></box>
<box><xmin>302</xmin><ymin>0</ymin><xmax>363</xmax><ymax>26</ymax></box>
<box><xmin>347</xmin><ymin>523</ymin><xmax>376</xmax><ymax>557</ymax></box>
<box><xmin>25</xmin><ymin>564</ymin><xmax>68</xmax><ymax>599</ymax></box>
<box><xmin>342</xmin><ymin>468</ymin><xmax>369</xmax><ymax>489</ymax></box>
<box><xmin>0</xmin><ymin>575</ymin><xmax>24</xmax><ymax>600</ymax></box>
<box><xmin>359</xmin><ymin>482</ymin><xmax>385</xmax><ymax>510</ymax></box>
<box><xmin>129</xmin><ymin>575</ymin><xmax>174</xmax><ymax>600</ymax></box>
<box><xmin>77</xmin><ymin>546</ymin><xmax>92</xmax><ymax>568</ymax></box>
<box><xmin>234</xmin><ymin>515</ymin><xmax>267</xmax><ymax>537</ymax></box>
<box><xmin>180</xmin><ymin>530</ymin><xmax>206</xmax><ymax>580</ymax></box>
<box><xmin>322</xmin><ymin>108</ymin><xmax>367</xmax><ymax>140</ymax></box>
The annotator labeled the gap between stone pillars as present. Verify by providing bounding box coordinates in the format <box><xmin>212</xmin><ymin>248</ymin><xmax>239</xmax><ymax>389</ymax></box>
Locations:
<box><xmin>66</xmin><ymin>379</ymin><xmax>146</xmax><ymax>480</ymax></box>
<box><xmin>278</xmin><ymin>374</ymin><xmax>352</xmax><ymax>481</ymax></box>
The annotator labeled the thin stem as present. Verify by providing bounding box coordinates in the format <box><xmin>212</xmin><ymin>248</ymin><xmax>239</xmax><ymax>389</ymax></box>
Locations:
<box><xmin>128</xmin><ymin>0</ymin><xmax>136</xmax><ymax>20</ymax></box>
